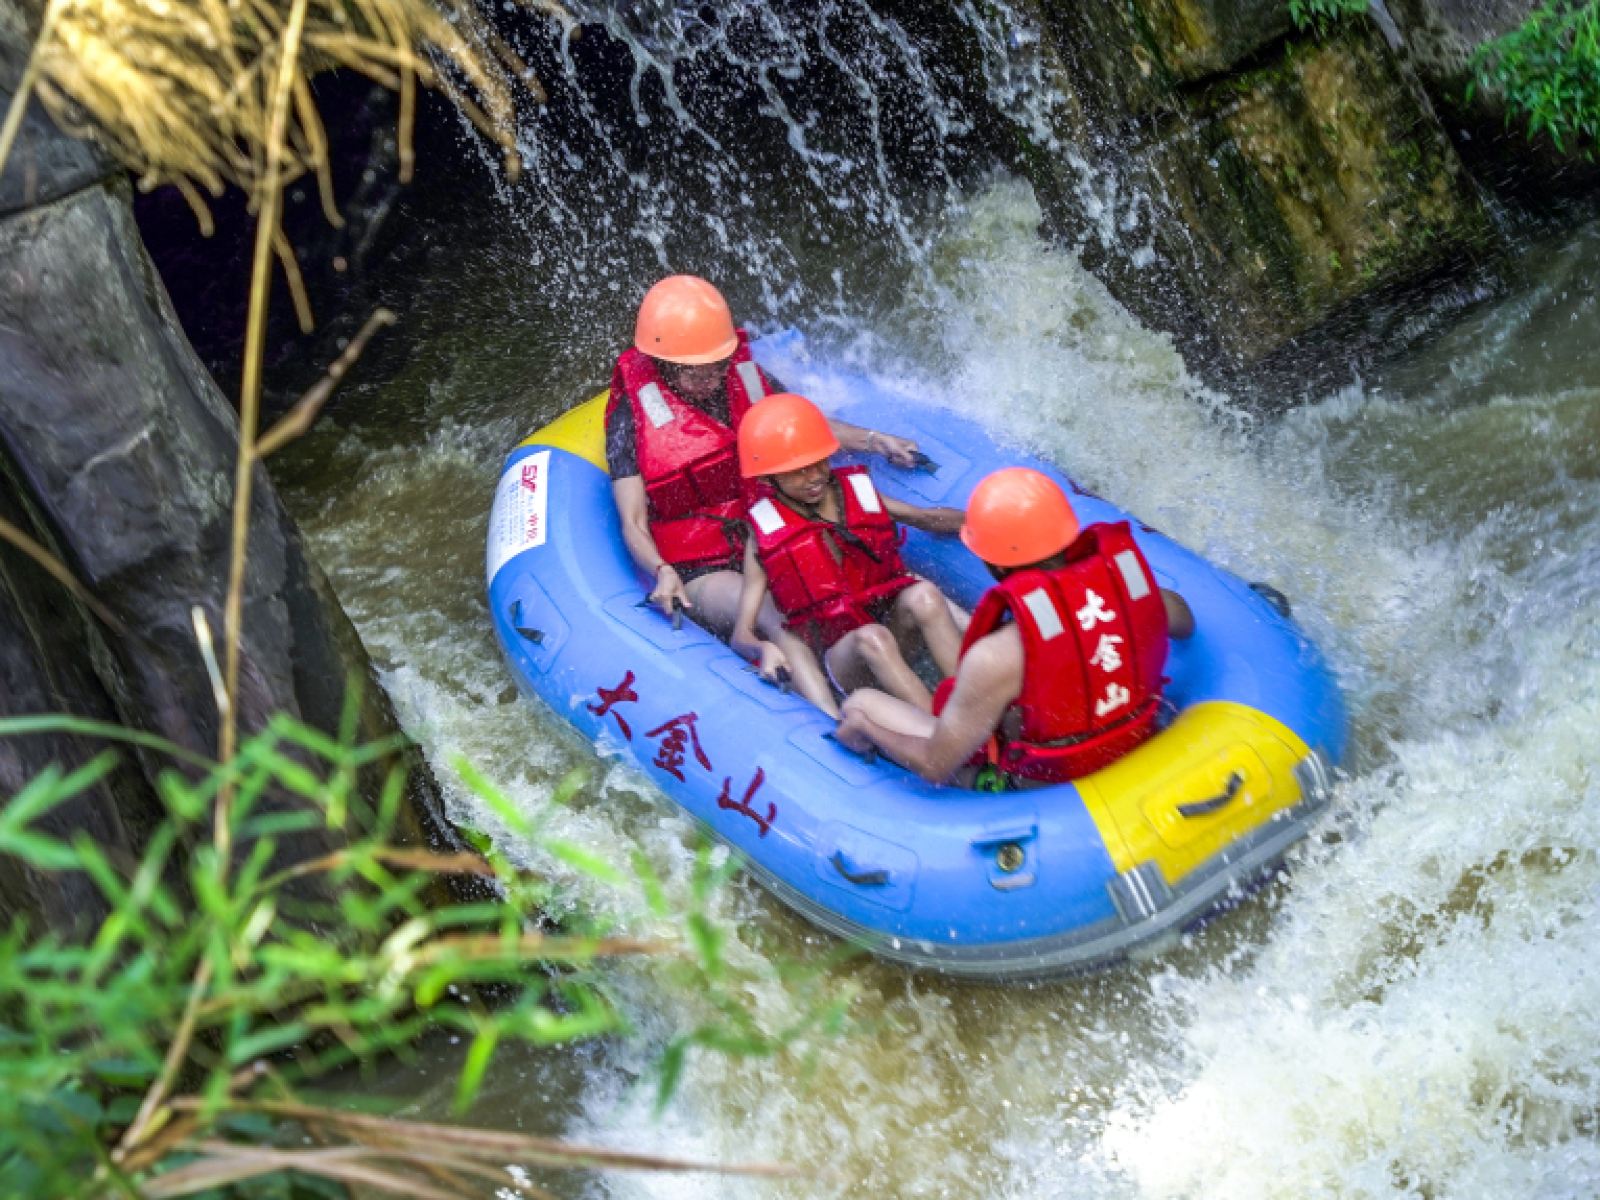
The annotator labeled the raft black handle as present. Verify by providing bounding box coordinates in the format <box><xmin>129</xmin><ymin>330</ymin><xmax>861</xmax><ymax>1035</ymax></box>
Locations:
<box><xmin>1177</xmin><ymin>770</ymin><xmax>1245</xmax><ymax>819</ymax></box>
<box><xmin>910</xmin><ymin>451</ymin><xmax>940</xmax><ymax>475</ymax></box>
<box><xmin>1248</xmin><ymin>581</ymin><xmax>1293</xmax><ymax>619</ymax></box>
<box><xmin>831</xmin><ymin>851</ymin><xmax>889</xmax><ymax>886</ymax></box>
<box><xmin>823</xmin><ymin>730</ymin><xmax>879</xmax><ymax>765</ymax></box>
<box><xmin>510</xmin><ymin>601</ymin><xmax>544</xmax><ymax>645</ymax></box>
<box><xmin>633</xmin><ymin>595</ymin><xmax>686</xmax><ymax>630</ymax></box>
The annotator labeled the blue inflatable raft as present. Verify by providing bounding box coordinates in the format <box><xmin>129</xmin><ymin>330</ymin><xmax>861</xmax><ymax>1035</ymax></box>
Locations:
<box><xmin>487</xmin><ymin>331</ymin><xmax>1346</xmax><ymax>980</ymax></box>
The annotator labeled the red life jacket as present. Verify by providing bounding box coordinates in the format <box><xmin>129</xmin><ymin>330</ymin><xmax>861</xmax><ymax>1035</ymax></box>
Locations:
<box><xmin>746</xmin><ymin>465</ymin><xmax>917</xmax><ymax>649</ymax></box>
<box><xmin>608</xmin><ymin>329</ymin><xmax>771</xmax><ymax>571</ymax></box>
<box><xmin>935</xmin><ymin>522</ymin><xmax>1169</xmax><ymax>783</ymax></box>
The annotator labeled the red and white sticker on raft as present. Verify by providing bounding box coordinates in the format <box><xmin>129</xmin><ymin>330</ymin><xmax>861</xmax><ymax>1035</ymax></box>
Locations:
<box><xmin>487</xmin><ymin>450</ymin><xmax>551</xmax><ymax>584</ymax></box>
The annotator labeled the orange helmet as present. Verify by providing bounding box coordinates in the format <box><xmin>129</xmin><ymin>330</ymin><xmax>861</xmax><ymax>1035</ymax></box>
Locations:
<box><xmin>961</xmin><ymin>467</ymin><xmax>1081</xmax><ymax>567</ymax></box>
<box><xmin>738</xmin><ymin>393</ymin><xmax>840</xmax><ymax>477</ymax></box>
<box><xmin>633</xmin><ymin>275</ymin><xmax>739</xmax><ymax>365</ymax></box>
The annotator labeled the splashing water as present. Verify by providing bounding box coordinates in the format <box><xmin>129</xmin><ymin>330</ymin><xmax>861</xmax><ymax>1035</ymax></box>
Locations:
<box><xmin>279</xmin><ymin>6</ymin><xmax>1600</xmax><ymax>1195</ymax></box>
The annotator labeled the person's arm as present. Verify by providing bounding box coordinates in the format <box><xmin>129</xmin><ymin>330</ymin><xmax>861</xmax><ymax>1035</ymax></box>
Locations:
<box><xmin>829</xmin><ymin>418</ymin><xmax>920</xmax><ymax>468</ymax></box>
<box><xmin>729</xmin><ymin>542</ymin><xmax>796</xmax><ymax>683</ymax></box>
<box><xmin>731</xmin><ymin>539</ymin><xmax>770</xmax><ymax>654</ymax></box>
<box><xmin>1162</xmin><ymin>588</ymin><xmax>1195</xmax><ymax>639</ymax></box>
<box><xmin>882</xmin><ymin>495</ymin><xmax>964</xmax><ymax>535</ymax></box>
<box><xmin>612</xmin><ymin>475</ymin><xmax>691</xmax><ymax>617</ymax></box>
<box><xmin>837</xmin><ymin>632</ymin><xmax>1022</xmax><ymax>783</ymax></box>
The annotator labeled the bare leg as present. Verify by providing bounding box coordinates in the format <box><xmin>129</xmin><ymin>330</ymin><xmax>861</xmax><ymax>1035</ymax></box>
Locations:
<box><xmin>755</xmin><ymin>599</ymin><xmax>838</xmax><ymax>718</ymax></box>
<box><xmin>888</xmin><ymin>581</ymin><xmax>965</xmax><ymax>678</ymax></box>
<box><xmin>683</xmin><ymin>572</ymin><xmax>837</xmax><ymax>717</ymax></box>
<box><xmin>842</xmin><ymin>687</ymin><xmax>936</xmax><ymax>737</ymax></box>
<box><xmin>825</xmin><ymin>623</ymin><xmax>934</xmax><ymax>710</ymax></box>
<box><xmin>681</xmin><ymin>569</ymin><xmax>748</xmax><ymax>639</ymax></box>
<box><xmin>947</xmin><ymin>597</ymin><xmax>971</xmax><ymax>636</ymax></box>
<box><xmin>840</xmin><ymin>689</ymin><xmax>978</xmax><ymax>785</ymax></box>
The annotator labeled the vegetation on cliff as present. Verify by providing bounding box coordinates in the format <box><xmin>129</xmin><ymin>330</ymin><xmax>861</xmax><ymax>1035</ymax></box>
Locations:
<box><xmin>1471</xmin><ymin>0</ymin><xmax>1600</xmax><ymax>155</ymax></box>
<box><xmin>1291</xmin><ymin>0</ymin><xmax>1600</xmax><ymax>158</ymax></box>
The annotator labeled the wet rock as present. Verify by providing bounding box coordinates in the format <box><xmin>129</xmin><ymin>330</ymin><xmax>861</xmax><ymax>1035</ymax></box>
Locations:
<box><xmin>0</xmin><ymin>42</ymin><xmax>460</xmax><ymax>909</ymax></box>
<box><xmin>0</xmin><ymin>479</ymin><xmax>165</xmax><ymax>933</ymax></box>
<box><xmin>0</xmin><ymin>5</ymin><xmax>118</xmax><ymax>215</ymax></box>
<box><xmin>997</xmin><ymin>5</ymin><xmax>1499</xmax><ymax>398</ymax></box>
<box><xmin>0</xmin><ymin>175</ymin><xmax>456</xmax><ymax>855</ymax></box>
<box><xmin>1131</xmin><ymin>0</ymin><xmax>1298</xmax><ymax>83</ymax></box>
<box><xmin>1136</xmin><ymin>21</ymin><xmax>1497</xmax><ymax>389</ymax></box>
<box><xmin>1030</xmin><ymin>0</ymin><xmax>1296</xmax><ymax>126</ymax></box>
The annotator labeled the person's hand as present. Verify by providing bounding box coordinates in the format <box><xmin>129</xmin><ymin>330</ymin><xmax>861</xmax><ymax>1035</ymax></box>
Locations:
<box><xmin>866</xmin><ymin>429</ymin><xmax>920</xmax><ymax>468</ymax></box>
<box><xmin>649</xmin><ymin>564</ymin><xmax>691</xmax><ymax>619</ymax></box>
<box><xmin>756</xmin><ymin>640</ymin><xmax>791</xmax><ymax>684</ymax></box>
<box><xmin>834</xmin><ymin>706</ymin><xmax>877</xmax><ymax>753</ymax></box>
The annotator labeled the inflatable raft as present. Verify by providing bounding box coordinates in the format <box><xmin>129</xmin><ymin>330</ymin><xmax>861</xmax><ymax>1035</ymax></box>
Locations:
<box><xmin>487</xmin><ymin>331</ymin><xmax>1346</xmax><ymax>980</ymax></box>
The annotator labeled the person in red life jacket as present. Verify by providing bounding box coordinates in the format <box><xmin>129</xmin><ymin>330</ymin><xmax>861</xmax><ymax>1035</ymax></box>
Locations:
<box><xmin>729</xmin><ymin>393</ymin><xmax>968</xmax><ymax>715</ymax></box>
<box><xmin>610</xmin><ymin>274</ymin><xmax>924</xmax><ymax>637</ymax></box>
<box><xmin>834</xmin><ymin>467</ymin><xmax>1196</xmax><ymax>790</ymax></box>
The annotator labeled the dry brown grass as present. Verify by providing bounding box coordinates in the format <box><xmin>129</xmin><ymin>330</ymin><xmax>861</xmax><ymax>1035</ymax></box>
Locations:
<box><xmin>1</xmin><ymin>0</ymin><xmax>572</xmax><ymax>220</ymax></box>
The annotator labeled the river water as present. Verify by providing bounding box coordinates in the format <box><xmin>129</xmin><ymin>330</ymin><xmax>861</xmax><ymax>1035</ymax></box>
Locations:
<box><xmin>273</xmin><ymin>4</ymin><xmax>1600</xmax><ymax>1195</ymax></box>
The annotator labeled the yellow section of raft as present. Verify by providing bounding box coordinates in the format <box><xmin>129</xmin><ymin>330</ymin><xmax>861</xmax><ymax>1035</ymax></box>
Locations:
<box><xmin>1074</xmin><ymin>701</ymin><xmax>1312</xmax><ymax>886</ymax></box>
<box><xmin>522</xmin><ymin>392</ymin><xmax>1314</xmax><ymax>891</ymax></box>
<box><xmin>522</xmin><ymin>392</ymin><xmax>609</xmax><ymax>470</ymax></box>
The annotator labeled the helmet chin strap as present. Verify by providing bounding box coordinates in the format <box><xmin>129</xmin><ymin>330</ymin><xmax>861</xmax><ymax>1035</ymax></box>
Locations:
<box><xmin>774</xmin><ymin>474</ymin><xmax>882</xmax><ymax>566</ymax></box>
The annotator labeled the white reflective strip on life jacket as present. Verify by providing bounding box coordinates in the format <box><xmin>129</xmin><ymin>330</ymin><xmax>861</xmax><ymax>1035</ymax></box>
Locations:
<box><xmin>638</xmin><ymin>382</ymin><xmax>674</xmax><ymax>430</ymax></box>
<box><xmin>1020</xmin><ymin>587</ymin><xmax>1066</xmax><ymax>642</ymax></box>
<box><xmin>735</xmin><ymin>360</ymin><xmax>767</xmax><ymax>402</ymax></box>
<box><xmin>749</xmin><ymin>498</ymin><xmax>786</xmax><ymax>537</ymax></box>
<box><xmin>846</xmin><ymin>472</ymin><xmax>883</xmax><ymax>514</ymax></box>
<box><xmin>1113</xmin><ymin>549</ymin><xmax>1151</xmax><ymax>601</ymax></box>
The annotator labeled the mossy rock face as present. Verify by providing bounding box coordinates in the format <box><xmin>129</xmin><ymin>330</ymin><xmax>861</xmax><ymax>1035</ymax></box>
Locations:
<box><xmin>1130</xmin><ymin>0</ymin><xmax>1297</xmax><ymax>82</ymax></box>
<box><xmin>1141</xmin><ymin>21</ymin><xmax>1493</xmax><ymax>365</ymax></box>
<box><xmin>1012</xmin><ymin>10</ymin><xmax>1496</xmax><ymax>391</ymax></box>
<box><xmin>1029</xmin><ymin>0</ymin><xmax>1296</xmax><ymax>125</ymax></box>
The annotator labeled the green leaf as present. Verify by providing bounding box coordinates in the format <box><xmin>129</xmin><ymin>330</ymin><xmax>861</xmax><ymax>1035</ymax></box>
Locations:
<box><xmin>550</xmin><ymin>765</ymin><xmax>589</xmax><ymax>806</ymax></box>
<box><xmin>2</xmin><ymin>753</ymin><xmax>116</xmax><ymax>834</ymax></box>
<box><xmin>228</xmin><ymin>1020</ymin><xmax>311</xmax><ymax>1066</ymax></box>
<box><xmin>87</xmin><ymin>1057</ymin><xmax>158</xmax><ymax>1087</ymax></box>
<box><xmin>686</xmin><ymin>913</ymin><xmax>724</xmax><ymax>979</ymax></box>
<box><xmin>545</xmin><ymin>839</ymin><xmax>626</xmax><ymax>885</ymax></box>
<box><xmin>453</xmin><ymin>1023</ymin><xmax>500</xmax><ymax>1114</ymax></box>
<box><xmin>238</xmin><ymin>810</ymin><xmax>326</xmax><ymax>839</ymax></box>
<box><xmin>43</xmin><ymin>1086</ymin><xmax>103</xmax><ymax>1128</ymax></box>
<box><xmin>155</xmin><ymin>768</ymin><xmax>210</xmax><ymax>824</ymax></box>
<box><xmin>654</xmin><ymin>1038</ymin><xmax>690</xmax><ymax>1114</ymax></box>
<box><xmin>266</xmin><ymin>714</ymin><xmax>347</xmax><ymax>764</ymax></box>
<box><xmin>450</xmin><ymin>757</ymin><xmax>531</xmax><ymax>837</ymax></box>
<box><xmin>629</xmin><ymin>849</ymin><xmax>669</xmax><ymax>917</ymax></box>
<box><xmin>0</xmin><ymin>830</ymin><xmax>80</xmax><ymax>871</ymax></box>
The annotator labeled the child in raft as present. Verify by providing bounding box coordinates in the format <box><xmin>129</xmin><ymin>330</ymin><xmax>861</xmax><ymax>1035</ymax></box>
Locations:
<box><xmin>729</xmin><ymin>393</ymin><xmax>968</xmax><ymax>716</ymax></box>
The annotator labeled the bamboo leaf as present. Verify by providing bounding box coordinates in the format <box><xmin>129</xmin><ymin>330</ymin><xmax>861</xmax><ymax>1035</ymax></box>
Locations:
<box><xmin>227</xmin><ymin>1020</ymin><xmax>311</xmax><ymax>1066</ymax></box>
<box><xmin>629</xmin><ymin>848</ymin><xmax>669</xmax><ymax>917</ymax></box>
<box><xmin>654</xmin><ymin>1037</ymin><xmax>690</xmax><ymax>1114</ymax></box>
<box><xmin>0</xmin><ymin>829</ymin><xmax>81</xmax><ymax>870</ymax></box>
<box><xmin>453</xmin><ymin>1023</ymin><xmax>499</xmax><ymax>1114</ymax></box>
<box><xmin>545</xmin><ymin>838</ymin><xmax>626</xmax><ymax>885</ymax></box>
<box><xmin>450</xmin><ymin>756</ymin><xmax>532</xmax><ymax>836</ymax></box>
